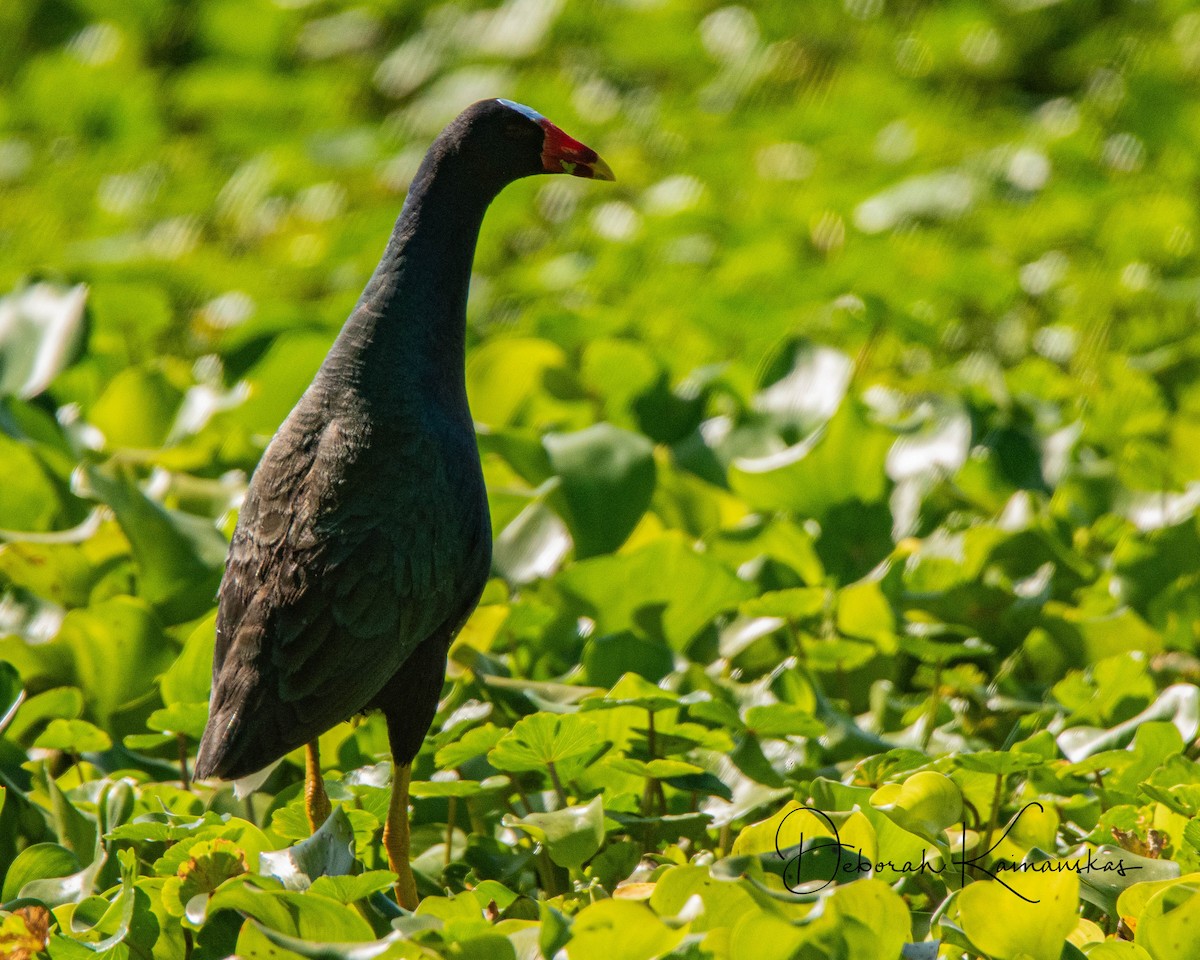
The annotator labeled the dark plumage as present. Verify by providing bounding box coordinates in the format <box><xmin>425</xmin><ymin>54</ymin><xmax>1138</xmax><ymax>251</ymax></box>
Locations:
<box><xmin>194</xmin><ymin>101</ymin><xmax>612</xmax><ymax>882</ymax></box>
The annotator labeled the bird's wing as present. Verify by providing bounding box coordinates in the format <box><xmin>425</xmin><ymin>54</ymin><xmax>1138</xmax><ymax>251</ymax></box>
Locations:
<box><xmin>197</xmin><ymin>401</ymin><xmax>490</xmax><ymax>779</ymax></box>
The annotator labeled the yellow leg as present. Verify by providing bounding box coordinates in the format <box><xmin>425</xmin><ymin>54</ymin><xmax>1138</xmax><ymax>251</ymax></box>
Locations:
<box><xmin>383</xmin><ymin>762</ymin><xmax>419</xmax><ymax>909</ymax></box>
<box><xmin>305</xmin><ymin>740</ymin><xmax>332</xmax><ymax>833</ymax></box>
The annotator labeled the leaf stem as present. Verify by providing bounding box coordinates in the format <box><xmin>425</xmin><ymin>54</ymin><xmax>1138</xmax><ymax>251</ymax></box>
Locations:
<box><xmin>546</xmin><ymin>761</ymin><xmax>569</xmax><ymax>808</ymax></box>
<box><xmin>177</xmin><ymin>733</ymin><xmax>191</xmax><ymax>791</ymax></box>
<box><xmin>445</xmin><ymin>796</ymin><xmax>456</xmax><ymax>868</ymax></box>
<box><xmin>980</xmin><ymin>772</ymin><xmax>1004</xmax><ymax>867</ymax></box>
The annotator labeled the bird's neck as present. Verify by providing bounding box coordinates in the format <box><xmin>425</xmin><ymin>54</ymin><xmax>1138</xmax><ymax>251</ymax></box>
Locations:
<box><xmin>325</xmin><ymin>158</ymin><xmax>501</xmax><ymax>419</ymax></box>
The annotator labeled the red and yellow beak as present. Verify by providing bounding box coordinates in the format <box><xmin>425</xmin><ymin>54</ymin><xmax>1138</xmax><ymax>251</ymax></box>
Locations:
<box><xmin>539</xmin><ymin>120</ymin><xmax>615</xmax><ymax>181</ymax></box>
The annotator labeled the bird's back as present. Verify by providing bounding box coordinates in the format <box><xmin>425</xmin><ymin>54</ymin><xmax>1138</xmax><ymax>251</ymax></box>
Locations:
<box><xmin>195</xmin><ymin>381</ymin><xmax>491</xmax><ymax>780</ymax></box>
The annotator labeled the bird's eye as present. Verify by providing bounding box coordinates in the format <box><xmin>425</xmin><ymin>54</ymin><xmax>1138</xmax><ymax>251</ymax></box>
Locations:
<box><xmin>504</xmin><ymin>121</ymin><xmax>534</xmax><ymax>140</ymax></box>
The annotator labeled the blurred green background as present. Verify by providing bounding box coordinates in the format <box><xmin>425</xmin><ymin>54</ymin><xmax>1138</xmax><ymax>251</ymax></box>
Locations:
<box><xmin>5</xmin><ymin>1</ymin><xmax>1200</xmax><ymax>952</ymax></box>
<box><xmin>4</xmin><ymin>0</ymin><xmax>1199</xmax><ymax>468</ymax></box>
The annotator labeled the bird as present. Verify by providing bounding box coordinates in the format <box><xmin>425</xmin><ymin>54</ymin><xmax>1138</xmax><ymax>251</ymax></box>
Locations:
<box><xmin>194</xmin><ymin>98</ymin><xmax>613</xmax><ymax>907</ymax></box>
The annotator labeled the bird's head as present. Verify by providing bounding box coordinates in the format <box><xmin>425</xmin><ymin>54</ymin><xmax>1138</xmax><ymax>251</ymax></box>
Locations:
<box><xmin>447</xmin><ymin>99</ymin><xmax>615</xmax><ymax>187</ymax></box>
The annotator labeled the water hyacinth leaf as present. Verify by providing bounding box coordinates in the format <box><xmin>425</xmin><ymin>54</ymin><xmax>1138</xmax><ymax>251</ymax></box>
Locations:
<box><xmin>728</xmin><ymin>401</ymin><xmax>893</xmax><ymax>517</ymax></box>
<box><xmin>830</xmin><ymin>879</ymin><xmax>912</xmax><ymax>960</ymax></box>
<box><xmin>147</xmin><ymin>701</ymin><xmax>209</xmax><ymax>739</ymax></box>
<box><xmin>67</xmin><ymin>850</ymin><xmax>138</xmax><ymax>952</ymax></box>
<box><xmin>492</xmin><ymin>499</ymin><xmax>571</xmax><ymax>584</ymax></box>
<box><xmin>954</xmin><ymin>751</ymin><xmax>1051</xmax><ymax>776</ymax></box>
<box><xmin>727</xmin><ymin>909</ymin><xmax>816</xmax><ymax>960</ymax></box>
<box><xmin>159</xmin><ymin>614</ymin><xmax>216</xmax><ymax>705</ymax></box>
<box><xmin>5</xmin><ymin>686</ymin><xmax>84</xmax><ymax>745</ymax></box>
<box><xmin>467</xmin><ymin>337</ymin><xmax>569</xmax><ymax>428</ymax></box>
<box><xmin>566</xmin><ymin>898</ymin><xmax>685</xmax><ymax>960</ymax></box>
<box><xmin>544</xmin><ymin>423</ymin><xmax>655</xmax><ymax>558</ymax></box>
<box><xmin>1080</xmin><ymin>944</ymin><xmax>1153</xmax><ymax>959</ymax></box>
<box><xmin>0</xmin><ymin>433</ymin><xmax>74</xmax><ymax>532</ymax></box>
<box><xmin>488</xmin><ymin>713</ymin><xmax>600</xmax><ymax>772</ymax></box>
<box><xmin>958</xmin><ymin>870</ymin><xmax>1080</xmax><ymax>960</ymax></box>
<box><xmin>434</xmin><ymin>722</ymin><xmax>506</xmax><ymax>769</ymax></box>
<box><xmin>836</xmin><ymin>580</ymin><xmax>896</xmax><ymax>644</ymax></box>
<box><xmin>247</xmin><ymin>921</ymin><xmax>406</xmax><ymax>960</ymax></box>
<box><xmin>582</xmin><ymin>631</ymin><xmax>674</xmax><ymax>686</ymax></box>
<box><xmin>307</xmin><ymin>872</ymin><xmax>397</xmax><ymax>904</ymax></box>
<box><xmin>648</xmin><ymin>864</ymin><xmax>761</xmax><ymax>931</ymax></box>
<box><xmin>0</xmin><ymin>283</ymin><xmax>87</xmax><ymax>399</ymax></box>
<box><xmin>198</xmin><ymin>877</ymin><xmax>376</xmax><ymax>942</ymax></box>
<box><xmin>1135</xmin><ymin>881</ymin><xmax>1200</xmax><ymax>960</ymax></box>
<box><xmin>57</xmin><ymin>596</ymin><xmax>176</xmax><ymax>730</ymax></box>
<box><xmin>259</xmin><ymin>806</ymin><xmax>356</xmax><ymax>890</ymax></box>
<box><xmin>0</xmin><ymin>540</ymin><xmax>96</xmax><ymax>609</ymax></box>
<box><xmin>19</xmin><ymin>837</ymin><xmax>107</xmax><ymax>907</ymax></box>
<box><xmin>82</xmin><ymin>464</ymin><xmax>226</xmax><ymax>624</ymax></box>
<box><xmin>554</xmin><ymin>533</ymin><xmax>755</xmax><ymax>650</ymax></box>
<box><xmin>870</xmin><ymin>772</ymin><xmax>962</xmax><ymax>838</ymax></box>
<box><xmin>2</xmin><ymin>843</ymin><xmax>81</xmax><ymax>901</ymax></box>
<box><xmin>742</xmin><ymin>704</ymin><xmax>823</xmax><ymax>739</ymax></box>
<box><xmin>1065</xmin><ymin>844</ymin><xmax>1179</xmax><ymax>915</ymax></box>
<box><xmin>580</xmin><ymin>672</ymin><xmax>708</xmax><ymax>714</ymax></box>
<box><xmin>232</xmin><ymin>332</ymin><xmax>333</xmax><ymax>436</ymax></box>
<box><xmin>88</xmin><ymin>366</ymin><xmax>184</xmax><ymax>450</ymax></box>
<box><xmin>604</xmin><ymin>758</ymin><xmax>703</xmax><ymax>779</ymax></box>
<box><xmin>0</xmin><ymin>660</ymin><xmax>22</xmax><ymax>734</ymax></box>
<box><xmin>32</xmin><ymin>718</ymin><xmax>112</xmax><ymax>753</ymax></box>
<box><xmin>159</xmin><ymin>838</ymin><xmax>248</xmax><ymax>918</ymax></box>
<box><xmin>739</xmin><ymin>588</ymin><xmax>827</xmax><ymax>621</ymax></box>
<box><xmin>504</xmin><ymin>796</ymin><xmax>605</xmax><ymax>869</ymax></box>
<box><xmin>408</xmin><ymin>777</ymin><xmax>497</xmax><ymax>799</ymax></box>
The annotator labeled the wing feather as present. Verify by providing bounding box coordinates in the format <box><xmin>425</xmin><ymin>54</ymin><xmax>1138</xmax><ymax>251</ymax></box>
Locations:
<box><xmin>196</xmin><ymin>396</ymin><xmax>490</xmax><ymax>780</ymax></box>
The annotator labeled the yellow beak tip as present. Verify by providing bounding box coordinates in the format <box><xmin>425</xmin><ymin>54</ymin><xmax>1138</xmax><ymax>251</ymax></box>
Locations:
<box><xmin>589</xmin><ymin>156</ymin><xmax>616</xmax><ymax>182</ymax></box>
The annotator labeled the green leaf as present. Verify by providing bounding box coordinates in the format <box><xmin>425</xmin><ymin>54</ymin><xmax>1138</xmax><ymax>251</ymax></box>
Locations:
<box><xmin>566</xmin><ymin>898</ymin><xmax>685</xmax><ymax>960</ymax></box>
<box><xmin>1</xmin><ymin>843</ymin><xmax>81</xmax><ymax>901</ymax></box>
<box><xmin>958</xmin><ymin>869</ymin><xmax>1080</xmax><ymax>960</ymax></box>
<box><xmin>0</xmin><ymin>283</ymin><xmax>87</xmax><ymax>399</ymax></box>
<box><xmin>259</xmin><ymin>805</ymin><xmax>357</xmax><ymax>890</ymax></box>
<box><xmin>648</xmin><ymin>864</ymin><xmax>761</xmax><ymax>931</ymax></box>
<box><xmin>836</xmin><ymin>580</ymin><xmax>896</xmax><ymax>643</ymax></box>
<box><xmin>489</xmin><ymin>713</ymin><xmax>600</xmax><ymax>773</ymax></box>
<box><xmin>307</xmin><ymin>872</ymin><xmax>397</xmax><ymax>904</ymax></box>
<box><xmin>467</xmin><ymin>337</ymin><xmax>569</xmax><ymax>428</ymax></box>
<box><xmin>146</xmin><ymin>701</ymin><xmax>209</xmax><ymax>739</ymax></box>
<box><xmin>57</xmin><ymin>596</ymin><xmax>176</xmax><ymax>729</ymax></box>
<box><xmin>544</xmin><ymin>423</ymin><xmax>656</xmax><ymax>558</ymax></box>
<box><xmin>555</xmin><ymin>533</ymin><xmax>755</xmax><ymax>649</ymax></box>
<box><xmin>743</xmin><ymin>704</ymin><xmax>823</xmax><ymax>738</ymax></box>
<box><xmin>83</xmin><ymin>464</ymin><xmax>225</xmax><ymax>624</ymax></box>
<box><xmin>583</xmin><ymin>631</ymin><xmax>674</xmax><ymax>687</ymax></box>
<box><xmin>581</xmin><ymin>672</ymin><xmax>708</xmax><ymax>713</ymax></box>
<box><xmin>0</xmin><ymin>660</ymin><xmax>23</xmax><ymax>735</ymax></box>
<box><xmin>1135</xmin><ymin>881</ymin><xmax>1200</xmax><ymax>960</ymax></box>
<box><xmin>198</xmin><ymin>876</ymin><xmax>376</xmax><ymax>942</ymax></box>
<box><xmin>33</xmin><ymin>718</ymin><xmax>112</xmax><ymax>753</ymax></box>
<box><xmin>434</xmin><ymin>723</ymin><xmax>507</xmax><ymax>769</ymax></box>
<box><xmin>870</xmin><ymin>771</ymin><xmax>962</xmax><ymax>837</ymax></box>
<box><xmin>89</xmin><ymin>366</ymin><xmax>183</xmax><ymax>449</ymax></box>
<box><xmin>5</xmin><ymin>685</ymin><xmax>83</xmax><ymax>745</ymax></box>
<box><xmin>504</xmin><ymin>795</ymin><xmax>605</xmax><ymax>870</ymax></box>
<box><xmin>830</xmin><ymin>878</ymin><xmax>912</xmax><ymax>960</ymax></box>
<box><xmin>0</xmin><ymin>434</ymin><xmax>74</xmax><ymax>531</ymax></box>
<box><xmin>729</xmin><ymin>400</ymin><xmax>893</xmax><ymax>516</ymax></box>
<box><xmin>159</xmin><ymin>614</ymin><xmax>216</xmax><ymax>705</ymax></box>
